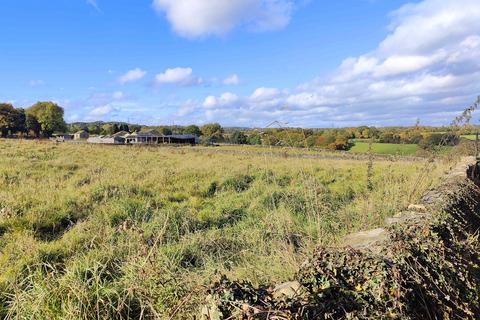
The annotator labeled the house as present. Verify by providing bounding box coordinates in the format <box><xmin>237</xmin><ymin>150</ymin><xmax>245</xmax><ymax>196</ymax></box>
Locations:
<box><xmin>87</xmin><ymin>135</ymin><xmax>125</xmax><ymax>144</ymax></box>
<box><xmin>84</xmin><ymin>129</ymin><xmax>199</xmax><ymax>145</ymax></box>
<box><xmin>74</xmin><ymin>130</ymin><xmax>89</xmax><ymax>140</ymax></box>
<box><xmin>124</xmin><ymin>130</ymin><xmax>199</xmax><ymax>145</ymax></box>
<box><xmin>125</xmin><ymin>130</ymin><xmax>164</xmax><ymax>144</ymax></box>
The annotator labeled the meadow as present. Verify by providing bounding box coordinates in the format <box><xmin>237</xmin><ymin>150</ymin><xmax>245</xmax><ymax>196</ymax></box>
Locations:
<box><xmin>461</xmin><ymin>134</ymin><xmax>479</xmax><ymax>141</ymax></box>
<box><xmin>0</xmin><ymin>140</ymin><xmax>455</xmax><ymax>319</ymax></box>
<box><xmin>349</xmin><ymin>141</ymin><xmax>419</xmax><ymax>155</ymax></box>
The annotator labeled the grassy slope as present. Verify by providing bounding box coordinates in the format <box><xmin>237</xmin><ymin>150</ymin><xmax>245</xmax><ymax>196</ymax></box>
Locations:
<box><xmin>0</xmin><ymin>140</ymin><xmax>451</xmax><ymax>318</ymax></box>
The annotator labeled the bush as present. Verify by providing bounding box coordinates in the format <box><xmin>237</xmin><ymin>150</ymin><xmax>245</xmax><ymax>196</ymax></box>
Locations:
<box><xmin>220</xmin><ymin>175</ymin><xmax>255</xmax><ymax>193</ymax></box>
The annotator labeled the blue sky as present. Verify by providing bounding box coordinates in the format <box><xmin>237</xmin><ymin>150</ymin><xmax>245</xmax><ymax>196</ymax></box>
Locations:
<box><xmin>1</xmin><ymin>0</ymin><xmax>480</xmax><ymax>127</ymax></box>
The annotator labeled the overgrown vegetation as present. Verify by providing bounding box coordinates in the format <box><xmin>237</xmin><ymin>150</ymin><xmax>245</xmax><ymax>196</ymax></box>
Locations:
<box><xmin>203</xmin><ymin>172</ymin><xmax>480</xmax><ymax>319</ymax></box>
<box><xmin>0</xmin><ymin>140</ymin><xmax>453</xmax><ymax>318</ymax></box>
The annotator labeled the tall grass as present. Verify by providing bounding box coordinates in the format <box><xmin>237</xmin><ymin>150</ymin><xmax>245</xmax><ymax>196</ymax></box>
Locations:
<box><xmin>0</xmin><ymin>139</ymin><xmax>454</xmax><ymax>318</ymax></box>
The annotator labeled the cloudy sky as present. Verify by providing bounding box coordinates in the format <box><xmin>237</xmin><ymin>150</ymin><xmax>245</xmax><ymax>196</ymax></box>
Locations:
<box><xmin>1</xmin><ymin>0</ymin><xmax>480</xmax><ymax>127</ymax></box>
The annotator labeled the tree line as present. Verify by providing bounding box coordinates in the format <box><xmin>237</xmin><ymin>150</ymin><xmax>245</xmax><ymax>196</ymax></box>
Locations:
<box><xmin>0</xmin><ymin>102</ymin><xmax>65</xmax><ymax>137</ymax></box>
<box><xmin>0</xmin><ymin>101</ymin><xmax>468</xmax><ymax>151</ymax></box>
<box><xmin>67</xmin><ymin>122</ymin><xmax>466</xmax><ymax>150</ymax></box>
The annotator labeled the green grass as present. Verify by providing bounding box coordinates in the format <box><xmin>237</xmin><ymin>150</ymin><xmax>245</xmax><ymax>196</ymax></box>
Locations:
<box><xmin>350</xmin><ymin>142</ymin><xmax>419</xmax><ymax>155</ymax></box>
<box><xmin>461</xmin><ymin>134</ymin><xmax>478</xmax><ymax>141</ymax></box>
<box><xmin>0</xmin><ymin>140</ymin><xmax>453</xmax><ymax>318</ymax></box>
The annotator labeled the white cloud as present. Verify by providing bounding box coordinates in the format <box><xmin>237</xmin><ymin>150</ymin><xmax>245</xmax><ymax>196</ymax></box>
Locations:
<box><xmin>89</xmin><ymin>105</ymin><xmax>114</xmax><ymax>117</ymax></box>
<box><xmin>86</xmin><ymin>0</ymin><xmax>101</xmax><ymax>12</ymax></box>
<box><xmin>177</xmin><ymin>99</ymin><xmax>197</xmax><ymax>116</ymax></box>
<box><xmin>250</xmin><ymin>87</ymin><xmax>281</xmax><ymax>101</ymax></box>
<box><xmin>69</xmin><ymin>0</ymin><xmax>480</xmax><ymax>127</ymax></box>
<box><xmin>152</xmin><ymin>0</ymin><xmax>294</xmax><ymax>38</ymax></box>
<box><xmin>223</xmin><ymin>74</ymin><xmax>240</xmax><ymax>85</ymax></box>
<box><xmin>203</xmin><ymin>92</ymin><xmax>239</xmax><ymax>109</ymax></box>
<box><xmin>154</xmin><ymin>67</ymin><xmax>202</xmax><ymax>86</ymax></box>
<box><xmin>28</xmin><ymin>80</ymin><xmax>45</xmax><ymax>87</ymax></box>
<box><xmin>379</xmin><ymin>0</ymin><xmax>480</xmax><ymax>55</ymax></box>
<box><xmin>191</xmin><ymin>0</ymin><xmax>480</xmax><ymax>127</ymax></box>
<box><xmin>118</xmin><ymin>68</ymin><xmax>146</xmax><ymax>84</ymax></box>
<box><xmin>112</xmin><ymin>91</ymin><xmax>125</xmax><ymax>100</ymax></box>
<box><xmin>88</xmin><ymin>91</ymin><xmax>127</xmax><ymax>106</ymax></box>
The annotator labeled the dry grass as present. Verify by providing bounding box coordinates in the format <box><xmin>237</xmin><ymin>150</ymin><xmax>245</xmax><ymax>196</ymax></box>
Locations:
<box><xmin>0</xmin><ymin>139</ymin><xmax>455</xmax><ymax>318</ymax></box>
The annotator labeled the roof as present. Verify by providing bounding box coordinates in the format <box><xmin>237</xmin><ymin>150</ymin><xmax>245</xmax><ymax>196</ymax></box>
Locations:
<box><xmin>169</xmin><ymin>134</ymin><xmax>197</xmax><ymax>139</ymax></box>
<box><xmin>136</xmin><ymin>130</ymin><xmax>164</xmax><ymax>138</ymax></box>
<box><xmin>75</xmin><ymin>130</ymin><xmax>88</xmax><ymax>134</ymax></box>
<box><xmin>87</xmin><ymin>135</ymin><xmax>125</xmax><ymax>141</ymax></box>
<box><xmin>112</xmin><ymin>131</ymin><xmax>129</xmax><ymax>137</ymax></box>
<box><xmin>53</xmin><ymin>133</ymin><xmax>74</xmax><ymax>137</ymax></box>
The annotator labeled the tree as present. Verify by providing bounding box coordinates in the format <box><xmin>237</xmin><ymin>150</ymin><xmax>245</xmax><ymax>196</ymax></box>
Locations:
<box><xmin>87</xmin><ymin>124</ymin><xmax>102</xmax><ymax>135</ymax></box>
<box><xmin>158</xmin><ymin>126</ymin><xmax>173</xmax><ymax>135</ymax></box>
<box><xmin>119</xmin><ymin>123</ymin><xmax>129</xmax><ymax>132</ymax></box>
<box><xmin>130</xmin><ymin>125</ymin><xmax>142</xmax><ymax>132</ymax></box>
<box><xmin>101</xmin><ymin>124</ymin><xmax>115</xmax><ymax>135</ymax></box>
<box><xmin>201</xmin><ymin>123</ymin><xmax>224</xmax><ymax>142</ymax></box>
<box><xmin>0</xmin><ymin>103</ymin><xmax>15</xmax><ymax>136</ymax></box>
<box><xmin>247</xmin><ymin>133</ymin><xmax>262</xmax><ymax>145</ymax></box>
<box><xmin>184</xmin><ymin>125</ymin><xmax>202</xmax><ymax>136</ymax></box>
<box><xmin>230</xmin><ymin>131</ymin><xmax>247</xmax><ymax>144</ymax></box>
<box><xmin>12</xmin><ymin>108</ymin><xmax>26</xmax><ymax>134</ymax></box>
<box><xmin>27</xmin><ymin>102</ymin><xmax>66</xmax><ymax>137</ymax></box>
<box><xmin>0</xmin><ymin>103</ymin><xmax>26</xmax><ymax>136</ymax></box>
<box><xmin>25</xmin><ymin>113</ymin><xmax>41</xmax><ymax>137</ymax></box>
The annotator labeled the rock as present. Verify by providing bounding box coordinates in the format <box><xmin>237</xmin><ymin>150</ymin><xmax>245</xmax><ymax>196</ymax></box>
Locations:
<box><xmin>407</xmin><ymin>204</ymin><xmax>427</xmax><ymax>212</ymax></box>
<box><xmin>273</xmin><ymin>281</ymin><xmax>304</xmax><ymax>300</ymax></box>
<box><xmin>386</xmin><ymin>211</ymin><xmax>430</xmax><ymax>225</ymax></box>
<box><xmin>343</xmin><ymin>228</ymin><xmax>388</xmax><ymax>253</ymax></box>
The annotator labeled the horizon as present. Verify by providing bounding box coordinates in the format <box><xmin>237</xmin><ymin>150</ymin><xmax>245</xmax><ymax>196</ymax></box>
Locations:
<box><xmin>2</xmin><ymin>0</ymin><xmax>480</xmax><ymax>128</ymax></box>
<box><xmin>66</xmin><ymin>120</ymin><xmax>479</xmax><ymax>131</ymax></box>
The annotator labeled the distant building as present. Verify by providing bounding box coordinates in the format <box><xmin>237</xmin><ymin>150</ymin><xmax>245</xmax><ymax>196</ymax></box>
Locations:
<box><xmin>85</xmin><ymin>129</ymin><xmax>199</xmax><ymax>145</ymax></box>
<box><xmin>87</xmin><ymin>135</ymin><xmax>125</xmax><ymax>144</ymax></box>
<box><xmin>74</xmin><ymin>130</ymin><xmax>89</xmax><ymax>140</ymax></box>
<box><xmin>125</xmin><ymin>130</ymin><xmax>163</xmax><ymax>144</ymax></box>
<box><xmin>168</xmin><ymin>134</ymin><xmax>199</xmax><ymax>144</ymax></box>
<box><xmin>124</xmin><ymin>130</ymin><xmax>198</xmax><ymax>145</ymax></box>
<box><xmin>52</xmin><ymin>134</ymin><xmax>74</xmax><ymax>142</ymax></box>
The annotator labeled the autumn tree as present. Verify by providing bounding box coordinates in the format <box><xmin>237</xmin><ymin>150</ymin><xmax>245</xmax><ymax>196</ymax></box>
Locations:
<box><xmin>201</xmin><ymin>123</ymin><xmax>224</xmax><ymax>142</ymax></box>
<box><xmin>101</xmin><ymin>124</ymin><xmax>115</xmax><ymax>135</ymax></box>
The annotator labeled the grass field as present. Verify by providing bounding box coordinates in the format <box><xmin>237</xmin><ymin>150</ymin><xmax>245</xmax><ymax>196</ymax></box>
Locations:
<box><xmin>461</xmin><ymin>134</ymin><xmax>478</xmax><ymax>141</ymax></box>
<box><xmin>350</xmin><ymin>142</ymin><xmax>419</xmax><ymax>155</ymax></box>
<box><xmin>0</xmin><ymin>140</ymin><xmax>453</xmax><ymax>318</ymax></box>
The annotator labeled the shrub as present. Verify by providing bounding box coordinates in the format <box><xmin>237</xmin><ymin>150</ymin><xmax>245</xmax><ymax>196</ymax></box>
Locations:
<box><xmin>220</xmin><ymin>175</ymin><xmax>254</xmax><ymax>193</ymax></box>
